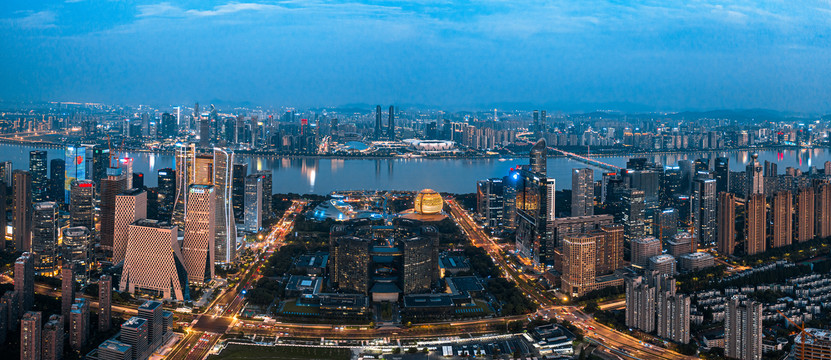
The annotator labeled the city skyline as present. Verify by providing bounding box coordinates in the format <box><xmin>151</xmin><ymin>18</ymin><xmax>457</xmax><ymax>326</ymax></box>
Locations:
<box><xmin>2</xmin><ymin>1</ymin><xmax>831</xmax><ymax>112</ymax></box>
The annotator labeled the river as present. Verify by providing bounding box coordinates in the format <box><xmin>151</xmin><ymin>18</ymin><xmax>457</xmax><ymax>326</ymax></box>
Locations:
<box><xmin>1</xmin><ymin>143</ymin><xmax>828</xmax><ymax>194</ymax></box>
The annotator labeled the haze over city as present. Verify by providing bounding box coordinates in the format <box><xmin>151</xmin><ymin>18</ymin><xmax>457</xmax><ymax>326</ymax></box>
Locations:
<box><xmin>3</xmin><ymin>1</ymin><xmax>831</xmax><ymax>112</ymax></box>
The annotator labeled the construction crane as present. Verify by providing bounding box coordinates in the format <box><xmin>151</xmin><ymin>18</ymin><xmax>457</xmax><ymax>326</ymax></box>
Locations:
<box><xmin>776</xmin><ymin>309</ymin><xmax>818</xmax><ymax>360</ymax></box>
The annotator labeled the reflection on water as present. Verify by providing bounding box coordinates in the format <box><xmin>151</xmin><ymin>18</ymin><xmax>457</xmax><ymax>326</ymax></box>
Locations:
<box><xmin>2</xmin><ymin>143</ymin><xmax>830</xmax><ymax>195</ymax></box>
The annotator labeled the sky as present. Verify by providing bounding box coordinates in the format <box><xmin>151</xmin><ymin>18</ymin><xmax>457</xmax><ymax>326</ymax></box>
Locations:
<box><xmin>1</xmin><ymin>1</ymin><xmax>831</xmax><ymax>113</ymax></box>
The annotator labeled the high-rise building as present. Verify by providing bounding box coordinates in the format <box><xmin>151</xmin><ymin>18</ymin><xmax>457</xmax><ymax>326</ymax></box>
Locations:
<box><xmin>13</xmin><ymin>170</ymin><xmax>32</xmax><ymax>251</ymax></box>
<box><xmin>515</xmin><ymin>168</ymin><xmax>556</xmax><ymax>267</ymax></box>
<box><xmin>621</xmin><ymin>188</ymin><xmax>646</xmax><ymax>241</ymax></box>
<box><xmin>726</xmin><ymin>297</ymin><xmax>763</xmax><ymax>360</ymax></box>
<box><xmin>375</xmin><ymin>105</ymin><xmax>382</xmax><ymax>140</ymax></box>
<box><xmin>172</xmin><ymin>143</ymin><xmax>195</xmax><ymax>228</ymax></box>
<box><xmin>331</xmin><ymin>236</ymin><xmax>371</xmax><ymax>293</ymax></box>
<box><xmin>64</xmin><ymin>145</ymin><xmax>87</xmax><ymax>202</ymax></box>
<box><xmin>120</xmin><ymin>219</ymin><xmax>189</xmax><ymax>301</ymax></box>
<box><xmin>157</xmin><ymin>168</ymin><xmax>175</xmax><ymax>222</ymax></box>
<box><xmin>745</xmin><ymin>194</ymin><xmax>766</xmax><ymax>255</ymax></box>
<box><xmin>631</xmin><ymin>236</ymin><xmax>661</xmax><ymax>267</ymax></box>
<box><xmin>61</xmin><ymin>263</ymin><xmax>75</xmax><ymax>324</ymax></box>
<box><xmin>62</xmin><ymin>227</ymin><xmax>91</xmax><ymax>283</ymax></box>
<box><xmin>529</xmin><ymin>138</ymin><xmax>547</xmax><ymax>175</ymax></box>
<box><xmin>592</xmin><ymin>225</ymin><xmax>624</xmax><ymax>276</ymax></box>
<box><xmin>42</xmin><ymin>314</ymin><xmax>64</xmax><ymax>360</ymax></box>
<box><xmin>476</xmin><ymin>178</ymin><xmax>504</xmax><ymax>228</ymax></box>
<box><xmin>199</xmin><ymin>119</ymin><xmax>211</xmax><ymax>148</ymax></box>
<box><xmin>655</xmin><ymin>208</ymin><xmax>678</xmax><ymax>242</ymax></box>
<box><xmin>70</xmin><ymin>180</ymin><xmax>95</xmax><ymax>232</ymax></box>
<box><xmin>0</xmin><ymin>160</ymin><xmax>13</xmax><ymax>186</ymax></box>
<box><xmin>120</xmin><ymin>317</ymin><xmax>148</xmax><ymax>360</ymax></box>
<box><xmin>32</xmin><ymin>202</ymin><xmax>58</xmax><ymax>271</ymax></box>
<box><xmin>692</xmin><ymin>178</ymin><xmax>717</xmax><ymax>246</ymax></box>
<box><xmin>718</xmin><ymin>192</ymin><xmax>736</xmax><ymax>255</ymax></box>
<box><xmin>746</xmin><ymin>154</ymin><xmax>764</xmax><ymax>196</ymax></box>
<box><xmin>132</xmin><ymin>172</ymin><xmax>144</xmax><ymax>189</ymax></box>
<box><xmin>69</xmin><ymin>298</ymin><xmax>89</xmax><ymax>350</ymax></box>
<box><xmin>100</xmin><ymin>169</ymin><xmax>130</xmax><ymax>253</ymax></box>
<box><xmin>770</xmin><ymin>190</ymin><xmax>792</xmax><ymax>249</ymax></box>
<box><xmin>625</xmin><ymin>275</ymin><xmax>656</xmax><ymax>332</ymax></box>
<box><xmin>401</xmin><ymin>236</ymin><xmax>436</xmax><ymax>294</ymax></box>
<box><xmin>387</xmin><ymin>105</ymin><xmax>395</xmax><ymax>140</ymax></box>
<box><xmin>244</xmin><ymin>174</ymin><xmax>263</xmax><ymax>232</ymax></box>
<box><xmin>647</xmin><ymin>254</ymin><xmax>677</xmax><ymax>276</ymax></box>
<box><xmin>89</xmin><ymin>145</ymin><xmax>110</xmax><ymax>186</ymax></box>
<box><xmin>20</xmin><ymin>311</ymin><xmax>42</xmax><ymax>360</ymax></box>
<box><xmin>213</xmin><ymin>148</ymin><xmax>236</xmax><ymax>264</ymax></box>
<box><xmin>231</xmin><ymin>163</ymin><xmax>247</xmax><ymax>220</ymax></box>
<box><xmin>99</xmin><ymin>274</ymin><xmax>112</xmax><ymax>332</ymax></box>
<box><xmin>0</xmin><ymin>181</ymin><xmax>5</xmax><ymax>251</ymax></box>
<box><xmin>119</xmin><ymin>157</ymin><xmax>133</xmax><ymax>189</ymax></box>
<box><xmin>137</xmin><ymin>300</ymin><xmax>163</xmax><ymax>346</ymax></box>
<box><xmin>29</xmin><ymin>150</ymin><xmax>48</xmax><ymax>202</ymax></box>
<box><xmin>113</xmin><ymin>189</ymin><xmax>147</xmax><ymax>264</ymax></box>
<box><xmin>97</xmin><ymin>339</ymin><xmax>132</xmax><ymax>360</ymax></box>
<box><xmin>796</xmin><ymin>186</ymin><xmax>815</xmax><ymax>243</ymax></box>
<box><xmin>714</xmin><ymin>157</ymin><xmax>730</xmax><ymax>194</ymax></box>
<box><xmin>571</xmin><ymin>168</ymin><xmax>594</xmax><ymax>217</ymax></box>
<box><xmin>160</xmin><ymin>112</ymin><xmax>176</xmax><ymax>139</ymax></box>
<box><xmin>258</xmin><ymin>170</ymin><xmax>273</xmax><ymax>221</ymax></box>
<box><xmin>49</xmin><ymin>158</ymin><xmax>65</xmax><ymax>203</ymax></box>
<box><xmin>15</xmin><ymin>253</ymin><xmax>34</xmax><ymax>314</ymax></box>
<box><xmin>657</xmin><ymin>292</ymin><xmax>691</xmax><ymax>344</ymax></box>
<box><xmin>183</xmin><ymin>185</ymin><xmax>215</xmax><ymax>284</ymax></box>
<box><xmin>816</xmin><ymin>181</ymin><xmax>831</xmax><ymax>239</ymax></box>
<box><xmin>561</xmin><ymin>234</ymin><xmax>596</xmax><ymax>297</ymax></box>
<box><xmin>667</xmin><ymin>232</ymin><xmax>694</xmax><ymax>257</ymax></box>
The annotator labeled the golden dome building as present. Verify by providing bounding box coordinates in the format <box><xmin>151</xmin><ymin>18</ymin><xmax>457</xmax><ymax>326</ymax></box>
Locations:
<box><xmin>401</xmin><ymin>189</ymin><xmax>448</xmax><ymax>222</ymax></box>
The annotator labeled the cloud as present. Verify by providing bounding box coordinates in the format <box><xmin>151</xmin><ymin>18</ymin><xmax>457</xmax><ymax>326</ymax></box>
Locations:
<box><xmin>1</xmin><ymin>10</ymin><xmax>57</xmax><ymax>29</ymax></box>
<box><xmin>185</xmin><ymin>2</ymin><xmax>287</xmax><ymax>17</ymax></box>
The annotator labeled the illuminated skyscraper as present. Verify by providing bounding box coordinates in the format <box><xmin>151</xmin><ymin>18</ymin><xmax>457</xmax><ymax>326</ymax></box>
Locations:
<box><xmin>331</xmin><ymin>236</ymin><xmax>371</xmax><ymax>293</ymax></box>
<box><xmin>231</xmin><ymin>163</ymin><xmax>247</xmax><ymax>220</ymax></box>
<box><xmin>0</xmin><ymin>160</ymin><xmax>12</xmax><ymax>185</ymax></box>
<box><xmin>244</xmin><ymin>174</ymin><xmax>263</xmax><ymax>233</ymax></box>
<box><xmin>714</xmin><ymin>157</ymin><xmax>730</xmax><ymax>194</ymax></box>
<box><xmin>113</xmin><ymin>189</ymin><xmax>147</xmax><ymax>265</ymax></box>
<box><xmin>795</xmin><ymin>186</ymin><xmax>815</xmax><ymax>243</ymax></box>
<box><xmin>65</xmin><ymin>145</ymin><xmax>87</xmax><ymax>202</ymax></box>
<box><xmin>655</xmin><ymin>208</ymin><xmax>678</xmax><ymax>242</ymax></box>
<box><xmin>770</xmin><ymin>190</ymin><xmax>792</xmax><ymax>248</ymax></box>
<box><xmin>692</xmin><ymin>178</ymin><xmax>716</xmax><ymax>246</ymax></box>
<box><xmin>70</xmin><ymin>180</ymin><xmax>95</xmax><ymax>232</ymax></box>
<box><xmin>529</xmin><ymin>138</ymin><xmax>547</xmax><ymax>175</ymax></box>
<box><xmin>718</xmin><ymin>192</ymin><xmax>736</xmax><ymax>255</ymax></box>
<box><xmin>745</xmin><ymin>194</ymin><xmax>766</xmax><ymax>255</ymax></box>
<box><xmin>515</xmin><ymin>168</ymin><xmax>556</xmax><ymax>268</ymax></box>
<box><xmin>120</xmin><ymin>219</ymin><xmax>189</xmax><ymax>301</ymax></box>
<box><xmin>32</xmin><ymin>202</ymin><xmax>58</xmax><ymax>272</ymax></box>
<box><xmin>49</xmin><ymin>158</ymin><xmax>65</xmax><ymax>203</ymax></box>
<box><xmin>387</xmin><ymin>105</ymin><xmax>395</xmax><ymax>140</ymax></box>
<box><xmin>62</xmin><ymin>227</ymin><xmax>91</xmax><ymax>283</ymax></box>
<box><xmin>157</xmin><ymin>168</ymin><xmax>175</xmax><ymax>222</ymax></box>
<box><xmin>29</xmin><ymin>150</ymin><xmax>48</xmax><ymax>202</ymax></box>
<box><xmin>183</xmin><ymin>185</ymin><xmax>215</xmax><ymax>284</ymax></box>
<box><xmin>213</xmin><ymin>148</ymin><xmax>236</xmax><ymax>264</ymax></box>
<box><xmin>562</xmin><ymin>234</ymin><xmax>596</xmax><ymax>297</ymax></box>
<box><xmin>100</xmin><ymin>168</ymin><xmax>130</xmax><ymax>253</ymax></box>
<box><xmin>746</xmin><ymin>153</ymin><xmax>764</xmax><ymax>196</ymax></box>
<box><xmin>815</xmin><ymin>181</ymin><xmax>831</xmax><ymax>239</ymax></box>
<box><xmin>375</xmin><ymin>105</ymin><xmax>382</xmax><ymax>140</ymax></box>
<box><xmin>172</xmin><ymin>143</ymin><xmax>195</xmax><ymax>228</ymax></box>
<box><xmin>571</xmin><ymin>168</ymin><xmax>594</xmax><ymax>217</ymax></box>
<box><xmin>13</xmin><ymin>170</ymin><xmax>32</xmax><ymax>251</ymax></box>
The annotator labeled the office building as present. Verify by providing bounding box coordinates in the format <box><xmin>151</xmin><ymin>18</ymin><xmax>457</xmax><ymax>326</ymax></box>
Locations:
<box><xmin>244</xmin><ymin>174</ymin><xmax>263</xmax><ymax>232</ymax></box>
<box><xmin>648</xmin><ymin>254</ymin><xmax>676</xmax><ymax>276</ymax></box>
<box><xmin>692</xmin><ymin>178</ymin><xmax>717</xmax><ymax>246</ymax></box>
<box><xmin>667</xmin><ymin>232</ymin><xmax>694</xmax><ymax>257</ymax></box>
<box><xmin>62</xmin><ymin>227</ymin><xmax>91</xmax><ymax>283</ymax></box>
<box><xmin>770</xmin><ymin>190</ymin><xmax>792</xmax><ymax>249</ymax></box>
<box><xmin>172</xmin><ymin>143</ymin><xmax>195</xmax><ymax>228</ymax></box>
<box><xmin>655</xmin><ymin>208</ymin><xmax>678</xmax><ymax>242</ymax></box>
<box><xmin>258</xmin><ymin>171</ymin><xmax>272</xmax><ymax>220</ymax></box>
<box><xmin>137</xmin><ymin>300</ymin><xmax>163</xmax><ymax>346</ymax></box>
<box><xmin>718</xmin><ymin>192</ymin><xmax>736</xmax><ymax>255</ymax></box>
<box><xmin>15</xmin><ymin>252</ymin><xmax>34</xmax><ymax>314</ymax></box>
<box><xmin>120</xmin><ymin>219</ymin><xmax>188</xmax><ymax>301</ymax></box>
<box><xmin>678</xmin><ymin>252</ymin><xmax>715</xmax><ymax>272</ymax></box>
<box><xmin>213</xmin><ymin>148</ymin><xmax>236</xmax><ymax>264</ymax></box>
<box><xmin>0</xmin><ymin>181</ymin><xmax>5</xmax><ymax>251</ymax></box>
<box><xmin>70</xmin><ymin>180</ymin><xmax>95</xmax><ymax>232</ymax></box>
<box><xmin>42</xmin><ymin>314</ymin><xmax>64</xmax><ymax>360</ymax></box>
<box><xmin>20</xmin><ymin>311</ymin><xmax>42</xmax><ymax>360</ymax></box>
<box><xmin>746</xmin><ymin>194</ymin><xmax>766</xmax><ymax>255</ymax></box>
<box><xmin>561</xmin><ymin>234</ymin><xmax>596</xmax><ymax>297</ymax></box>
<box><xmin>99</xmin><ymin>274</ymin><xmax>112</xmax><ymax>332</ymax></box>
<box><xmin>231</xmin><ymin>163</ymin><xmax>247</xmax><ymax>220</ymax></box>
<box><xmin>100</xmin><ymin>169</ymin><xmax>130</xmax><ymax>252</ymax></box>
<box><xmin>199</xmin><ymin>118</ymin><xmax>210</xmax><ymax>148</ymax></box>
<box><xmin>89</xmin><ymin>145</ymin><xmax>110</xmax><ymax>186</ymax></box>
<box><xmin>61</xmin><ymin>263</ymin><xmax>75</xmax><ymax>324</ymax></box>
<box><xmin>388</xmin><ymin>105</ymin><xmax>395</xmax><ymax>140</ymax></box>
<box><xmin>515</xmin><ymin>168</ymin><xmax>556</xmax><ymax>267</ymax></box>
<box><xmin>529</xmin><ymin>138</ymin><xmax>547</xmax><ymax>175</ymax></box>
<box><xmin>13</xmin><ymin>170</ymin><xmax>32</xmax><ymax>251</ymax></box>
<box><xmin>113</xmin><ymin>189</ymin><xmax>147</xmax><ymax>264</ymax></box>
<box><xmin>183</xmin><ymin>185</ymin><xmax>215</xmax><ymax>284</ymax></box>
<box><xmin>476</xmin><ymin>178</ymin><xmax>504</xmax><ymax>228</ymax></box>
<box><xmin>156</xmin><ymin>168</ymin><xmax>175</xmax><ymax>222</ymax></box>
<box><xmin>375</xmin><ymin>105</ymin><xmax>382</xmax><ymax>140</ymax></box>
<box><xmin>621</xmin><ymin>188</ymin><xmax>646</xmax><ymax>241</ymax></box>
<box><xmin>69</xmin><ymin>298</ymin><xmax>90</xmax><ymax>350</ymax></box>
<box><xmin>30</xmin><ymin>150</ymin><xmax>48</xmax><ymax>202</ymax></box>
<box><xmin>120</xmin><ymin>317</ymin><xmax>148</xmax><ymax>360</ymax></box>
<box><xmin>726</xmin><ymin>297</ymin><xmax>763</xmax><ymax>360</ymax></box>
<box><xmin>97</xmin><ymin>340</ymin><xmax>132</xmax><ymax>360</ymax></box>
<box><xmin>50</xmin><ymin>158</ymin><xmax>65</xmax><ymax>203</ymax></box>
<box><xmin>401</xmin><ymin>236</ymin><xmax>436</xmax><ymax>294</ymax></box>
<box><xmin>631</xmin><ymin>236</ymin><xmax>661</xmax><ymax>267</ymax></box>
<box><xmin>331</xmin><ymin>236</ymin><xmax>371</xmax><ymax>293</ymax></box>
<box><xmin>32</xmin><ymin>202</ymin><xmax>58</xmax><ymax>271</ymax></box>
<box><xmin>657</xmin><ymin>292</ymin><xmax>691</xmax><ymax>344</ymax></box>
<box><xmin>571</xmin><ymin>168</ymin><xmax>594</xmax><ymax>217</ymax></box>
<box><xmin>65</xmin><ymin>145</ymin><xmax>87</xmax><ymax>202</ymax></box>
<box><xmin>795</xmin><ymin>186</ymin><xmax>815</xmax><ymax>243</ymax></box>
<box><xmin>746</xmin><ymin>154</ymin><xmax>764</xmax><ymax>196</ymax></box>
<box><xmin>714</xmin><ymin>157</ymin><xmax>730</xmax><ymax>194</ymax></box>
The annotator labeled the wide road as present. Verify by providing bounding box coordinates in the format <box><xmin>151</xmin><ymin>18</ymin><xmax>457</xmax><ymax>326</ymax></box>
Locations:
<box><xmin>446</xmin><ymin>199</ymin><xmax>694</xmax><ymax>360</ymax></box>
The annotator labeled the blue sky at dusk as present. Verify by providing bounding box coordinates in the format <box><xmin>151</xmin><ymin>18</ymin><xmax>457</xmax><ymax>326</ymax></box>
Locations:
<box><xmin>2</xmin><ymin>1</ymin><xmax>831</xmax><ymax>112</ymax></box>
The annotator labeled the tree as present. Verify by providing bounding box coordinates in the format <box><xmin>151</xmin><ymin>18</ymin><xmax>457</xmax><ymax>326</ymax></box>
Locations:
<box><xmin>584</xmin><ymin>301</ymin><xmax>599</xmax><ymax>314</ymax></box>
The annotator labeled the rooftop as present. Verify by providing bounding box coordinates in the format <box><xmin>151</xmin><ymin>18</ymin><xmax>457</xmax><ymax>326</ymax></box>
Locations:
<box><xmin>122</xmin><ymin>317</ymin><xmax>147</xmax><ymax>329</ymax></box>
<box><xmin>99</xmin><ymin>340</ymin><xmax>132</xmax><ymax>353</ymax></box>
<box><xmin>139</xmin><ymin>300</ymin><xmax>162</xmax><ymax>311</ymax></box>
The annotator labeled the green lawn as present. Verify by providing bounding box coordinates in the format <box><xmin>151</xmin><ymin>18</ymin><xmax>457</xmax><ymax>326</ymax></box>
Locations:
<box><xmin>211</xmin><ymin>344</ymin><xmax>351</xmax><ymax>360</ymax></box>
